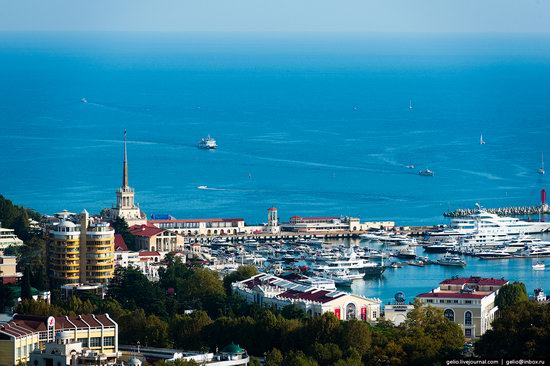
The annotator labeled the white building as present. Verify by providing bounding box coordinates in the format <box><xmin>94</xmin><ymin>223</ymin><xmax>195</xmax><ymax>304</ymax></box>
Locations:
<box><xmin>233</xmin><ymin>273</ymin><xmax>381</xmax><ymax>322</ymax></box>
<box><xmin>383</xmin><ymin>292</ymin><xmax>414</xmax><ymax>326</ymax></box>
<box><xmin>0</xmin><ymin>227</ymin><xmax>24</xmax><ymax>250</ymax></box>
<box><xmin>416</xmin><ymin>276</ymin><xmax>509</xmax><ymax>339</ymax></box>
<box><xmin>280</xmin><ymin>216</ymin><xmax>395</xmax><ymax>233</ymax></box>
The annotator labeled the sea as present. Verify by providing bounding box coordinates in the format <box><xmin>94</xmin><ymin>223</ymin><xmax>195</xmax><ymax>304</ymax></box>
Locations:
<box><xmin>0</xmin><ymin>32</ymin><xmax>549</xmax><ymax>301</ymax></box>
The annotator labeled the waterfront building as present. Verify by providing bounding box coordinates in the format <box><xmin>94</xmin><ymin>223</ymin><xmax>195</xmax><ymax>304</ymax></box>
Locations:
<box><xmin>265</xmin><ymin>207</ymin><xmax>280</xmax><ymax>234</ymax></box>
<box><xmin>383</xmin><ymin>292</ymin><xmax>414</xmax><ymax>326</ymax></box>
<box><xmin>233</xmin><ymin>273</ymin><xmax>381</xmax><ymax>322</ymax></box>
<box><xmin>0</xmin><ymin>313</ymin><xmax>118</xmax><ymax>366</ymax></box>
<box><xmin>0</xmin><ymin>255</ymin><xmax>21</xmax><ymax>285</ymax></box>
<box><xmin>0</xmin><ymin>226</ymin><xmax>23</xmax><ymax>250</ymax></box>
<box><xmin>416</xmin><ymin>276</ymin><xmax>508</xmax><ymax>339</ymax></box>
<box><xmin>128</xmin><ymin>224</ymin><xmax>183</xmax><ymax>252</ymax></box>
<box><xmin>280</xmin><ymin>215</ymin><xmax>394</xmax><ymax>233</ymax></box>
<box><xmin>149</xmin><ymin>218</ymin><xmax>246</xmax><ymax>236</ymax></box>
<box><xmin>47</xmin><ymin>213</ymin><xmax>115</xmax><ymax>286</ymax></box>
<box><xmin>108</xmin><ymin>130</ymin><xmax>147</xmax><ymax>226</ymax></box>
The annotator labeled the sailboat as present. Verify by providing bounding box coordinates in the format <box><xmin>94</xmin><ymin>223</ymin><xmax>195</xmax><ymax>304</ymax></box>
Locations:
<box><xmin>409</xmin><ymin>100</ymin><xmax>413</xmax><ymax>110</ymax></box>
<box><xmin>539</xmin><ymin>153</ymin><xmax>545</xmax><ymax>175</ymax></box>
<box><xmin>480</xmin><ymin>133</ymin><xmax>486</xmax><ymax>145</ymax></box>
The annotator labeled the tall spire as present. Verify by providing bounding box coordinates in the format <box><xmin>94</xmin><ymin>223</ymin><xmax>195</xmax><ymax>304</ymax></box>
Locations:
<box><xmin>122</xmin><ymin>129</ymin><xmax>128</xmax><ymax>188</ymax></box>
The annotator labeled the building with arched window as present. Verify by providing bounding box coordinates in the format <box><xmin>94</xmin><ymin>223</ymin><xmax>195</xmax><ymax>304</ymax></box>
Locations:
<box><xmin>232</xmin><ymin>273</ymin><xmax>381</xmax><ymax>322</ymax></box>
<box><xmin>416</xmin><ymin>276</ymin><xmax>508</xmax><ymax>339</ymax></box>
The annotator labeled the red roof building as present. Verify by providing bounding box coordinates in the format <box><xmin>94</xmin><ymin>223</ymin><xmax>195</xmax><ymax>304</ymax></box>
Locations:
<box><xmin>114</xmin><ymin>234</ymin><xmax>128</xmax><ymax>251</ymax></box>
<box><xmin>128</xmin><ymin>225</ymin><xmax>183</xmax><ymax>252</ymax></box>
<box><xmin>415</xmin><ymin>276</ymin><xmax>509</xmax><ymax>339</ymax></box>
<box><xmin>233</xmin><ymin>273</ymin><xmax>381</xmax><ymax>322</ymax></box>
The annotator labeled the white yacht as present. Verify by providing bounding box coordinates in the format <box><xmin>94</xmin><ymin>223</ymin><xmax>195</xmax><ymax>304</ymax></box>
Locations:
<box><xmin>437</xmin><ymin>253</ymin><xmax>466</xmax><ymax>267</ymax></box>
<box><xmin>431</xmin><ymin>206</ymin><xmax>550</xmax><ymax>237</ymax></box>
<box><xmin>318</xmin><ymin>269</ymin><xmax>363</xmax><ymax>287</ymax></box>
<box><xmin>516</xmin><ymin>246</ymin><xmax>550</xmax><ymax>258</ymax></box>
<box><xmin>311</xmin><ymin>250</ymin><xmax>385</xmax><ymax>275</ymax></box>
<box><xmin>198</xmin><ymin>135</ymin><xmax>217</xmax><ymax>149</ymax></box>
<box><xmin>477</xmin><ymin>249</ymin><xmax>513</xmax><ymax>260</ymax></box>
<box><xmin>295</xmin><ymin>276</ymin><xmax>337</xmax><ymax>291</ymax></box>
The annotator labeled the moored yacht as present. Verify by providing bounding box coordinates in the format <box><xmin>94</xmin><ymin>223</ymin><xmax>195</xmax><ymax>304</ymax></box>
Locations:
<box><xmin>437</xmin><ymin>253</ymin><xmax>466</xmax><ymax>267</ymax></box>
<box><xmin>431</xmin><ymin>206</ymin><xmax>550</xmax><ymax>237</ymax></box>
<box><xmin>477</xmin><ymin>249</ymin><xmax>513</xmax><ymax>260</ymax></box>
<box><xmin>311</xmin><ymin>250</ymin><xmax>385</xmax><ymax>275</ymax></box>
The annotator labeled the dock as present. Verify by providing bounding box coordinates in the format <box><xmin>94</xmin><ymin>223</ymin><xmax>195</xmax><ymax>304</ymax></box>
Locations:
<box><xmin>444</xmin><ymin>205</ymin><xmax>549</xmax><ymax>218</ymax></box>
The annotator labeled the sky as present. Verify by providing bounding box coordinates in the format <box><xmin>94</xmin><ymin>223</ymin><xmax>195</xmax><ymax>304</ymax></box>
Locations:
<box><xmin>0</xmin><ymin>0</ymin><xmax>549</xmax><ymax>33</ymax></box>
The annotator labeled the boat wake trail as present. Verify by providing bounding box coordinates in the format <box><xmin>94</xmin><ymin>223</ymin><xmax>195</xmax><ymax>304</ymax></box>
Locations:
<box><xmin>197</xmin><ymin>186</ymin><xmax>227</xmax><ymax>191</ymax></box>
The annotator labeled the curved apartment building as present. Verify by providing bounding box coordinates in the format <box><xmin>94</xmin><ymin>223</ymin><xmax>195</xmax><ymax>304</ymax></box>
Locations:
<box><xmin>48</xmin><ymin>211</ymin><xmax>115</xmax><ymax>286</ymax></box>
<box><xmin>48</xmin><ymin>221</ymin><xmax>81</xmax><ymax>285</ymax></box>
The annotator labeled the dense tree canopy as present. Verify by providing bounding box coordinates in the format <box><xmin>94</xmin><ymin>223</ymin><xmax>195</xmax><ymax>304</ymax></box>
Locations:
<box><xmin>495</xmin><ymin>282</ymin><xmax>529</xmax><ymax>310</ymax></box>
<box><xmin>0</xmin><ymin>195</ymin><xmax>41</xmax><ymax>240</ymax></box>
<box><xmin>476</xmin><ymin>301</ymin><xmax>550</xmax><ymax>360</ymax></box>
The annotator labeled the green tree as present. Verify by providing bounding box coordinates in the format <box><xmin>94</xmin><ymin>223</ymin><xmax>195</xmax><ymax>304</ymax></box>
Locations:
<box><xmin>495</xmin><ymin>282</ymin><xmax>528</xmax><ymax>310</ymax></box>
<box><xmin>265</xmin><ymin>348</ymin><xmax>284</xmax><ymax>366</ymax></box>
<box><xmin>118</xmin><ymin>309</ymin><xmax>170</xmax><ymax>347</ymax></box>
<box><xmin>398</xmin><ymin>302</ymin><xmax>464</xmax><ymax>365</ymax></box>
<box><xmin>311</xmin><ymin>343</ymin><xmax>342</xmax><ymax>366</ymax></box>
<box><xmin>476</xmin><ymin>301</ymin><xmax>550</xmax><ymax>360</ymax></box>
<box><xmin>223</xmin><ymin>265</ymin><xmax>258</xmax><ymax>294</ymax></box>
<box><xmin>170</xmin><ymin>310</ymin><xmax>213</xmax><ymax>349</ymax></box>
<box><xmin>338</xmin><ymin>319</ymin><xmax>372</xmax><ymax>355</ymax></box>
<box><xmin>16</xmin><ymin>299</ymin><xmax>66</xmax><ymax>316</ymax></box>
<box><xmin>283</xmin><ymin>351</ymin><xmax>319</xmax><ymax>366</ymax></box>
<box><xmin>21</xmin><ymin>266</ymin><xmax>33</xmax><ymax>300</ymax></box>
<box><xmin>112</xmin><ymin>216</ymin><xmax>136</xmax><ymax>251</ymax></box>
<box><xmin>67</xmin><ymin>296</ymin><xmax>97</xmax><ymax>314</ymax></box>
<box><xmin>0</xmin><ymin>283</ymin><xmax>15</xmax><ymax>310</ymax></box>
<box><xmin>281</xmin><ymin>304</ymin><xmax>306</xmax><ymax>320</ymax></box>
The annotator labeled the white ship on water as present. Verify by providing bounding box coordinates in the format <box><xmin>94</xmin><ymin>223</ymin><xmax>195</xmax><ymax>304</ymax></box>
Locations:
<box><xmin>198</xmin><ymin>135</ymin><xmax>217</xmax><ymax>149</ymax></box>
<box><xmin>431</xmin><ymin>205</ymin><xmax>550</xmax><ymax>238</ymax></box>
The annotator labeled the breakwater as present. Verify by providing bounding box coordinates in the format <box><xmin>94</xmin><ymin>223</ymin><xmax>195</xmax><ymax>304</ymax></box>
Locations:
<box><xmin>444</xmin><ymin>205</ymin><xmax>549</xmax><ymax>218</ymax></box>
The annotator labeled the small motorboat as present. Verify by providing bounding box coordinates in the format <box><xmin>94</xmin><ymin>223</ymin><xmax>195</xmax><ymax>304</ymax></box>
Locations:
<box><xmin>418</xmin><ymin>169</ymin><xmax>434</xmax><ymax>177</ymax></box>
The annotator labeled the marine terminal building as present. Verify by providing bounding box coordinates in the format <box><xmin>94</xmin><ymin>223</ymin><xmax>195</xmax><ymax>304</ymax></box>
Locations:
<box><xmin>415</xmin><ymin>276</ymin><xmax>509</xmax><ymax>339</ymax></box>
<box><xmin>0</xmin><ymin>314</ymin><xmax>118</xmax><ymax>366</ymax></box>
<box><xmin>232</xmin><ymin>273</ymin><xmax>381</xmax><ymax>322</ymax></box>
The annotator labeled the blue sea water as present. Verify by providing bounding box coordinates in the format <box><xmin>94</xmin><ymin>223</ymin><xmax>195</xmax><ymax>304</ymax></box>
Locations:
<box><xmin>1</xmin><ymin>32</ymin><xmax>549</xmax><ymax>299</ymax></box>
<box><xmin>1</xmin><ymin>32</ymin><xmax>549</xmax><ymax>226</ymax></box>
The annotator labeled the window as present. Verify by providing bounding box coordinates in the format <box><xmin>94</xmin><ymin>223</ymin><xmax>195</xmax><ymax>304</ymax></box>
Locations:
<box><xmin>346</xmin><ymin>303</ymin><xmax>357</xmax><ymax>320</ymax></box>
<box><xmin>78</xmin><ymin>338</ymin><xmax>88</xmax><ymax>347</ymax></box>
<box><xmin>104</xmin><ymin>336</ymin><xmax>114</xmax><ymax>347</ymax></box>
<box><xmin>465</xmin><ymin>311</ymin><xmax>472</xmax><ymax>326</ymax></box>
<box><xmin>465</xmin><ymin>328</ymin><xmax>472</xmax><ymax>337</ymax></box>
<box><xmin>89</xmin><ymin>337</ymin><xmax>101</xmax><ymax>347</ymax></box>
<box><xmin>444</xmin><ymin>309</ymin><xmax>455</xmax><ymax>322</ymax></box>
